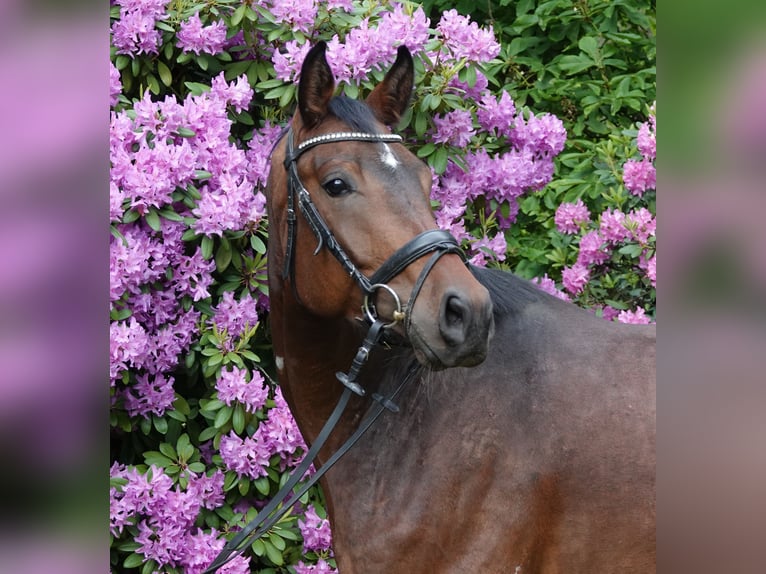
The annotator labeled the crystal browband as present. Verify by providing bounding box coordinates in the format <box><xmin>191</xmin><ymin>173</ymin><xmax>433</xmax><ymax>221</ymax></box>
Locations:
<box><xmin>287</xmin><ymin>132</ymin><xmax>404</xmax><ymax>163</ymax></box>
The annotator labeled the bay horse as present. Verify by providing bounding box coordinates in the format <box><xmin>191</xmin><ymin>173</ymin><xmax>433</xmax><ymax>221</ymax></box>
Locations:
<box><xmin>265</xmin><ymin>42</ymin><xmax>655</xmax><ymax>573</ymax></box>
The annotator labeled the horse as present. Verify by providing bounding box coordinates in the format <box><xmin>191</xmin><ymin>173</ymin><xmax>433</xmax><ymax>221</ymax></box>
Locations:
<box><xmin>264</xmin><ymin>41</ymin><xmax>655</xmax><ymax>573</ymax></box>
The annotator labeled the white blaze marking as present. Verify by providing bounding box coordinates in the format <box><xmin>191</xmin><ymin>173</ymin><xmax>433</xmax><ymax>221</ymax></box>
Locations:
<box><xmin>380</xmin><ymin>143</ymin><xmax>400</xmax><ymax>170</ymax></box>
<box><xmin>275</xmin><ymin>356</ymin><xmax>284</xmax><ymax>371</ymax></box>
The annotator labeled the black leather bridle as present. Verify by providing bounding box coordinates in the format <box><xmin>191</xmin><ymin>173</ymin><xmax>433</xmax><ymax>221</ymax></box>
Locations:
<box><xmin>282</xmin><ymin>128</ymin><xmax>466</xmax><ymax>340</ymax></box>
<box><xmin>202</xmin><ymin>128</ymin><xmax>467</xmax><ymax>573</ymax></box>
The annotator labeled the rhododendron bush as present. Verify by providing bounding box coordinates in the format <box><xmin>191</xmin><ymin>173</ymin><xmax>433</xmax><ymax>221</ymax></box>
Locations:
<box><xmin>110</xmin><ymin>0</ymin><xmax>655</xmax><ymax>572</ymax></box>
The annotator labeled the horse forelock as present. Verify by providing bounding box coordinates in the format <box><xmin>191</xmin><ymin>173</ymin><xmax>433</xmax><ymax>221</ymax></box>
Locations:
<box><xmin>326</xmin><ymin>96</ymin><xmax>382</xmax><ymax>134</ymax></box>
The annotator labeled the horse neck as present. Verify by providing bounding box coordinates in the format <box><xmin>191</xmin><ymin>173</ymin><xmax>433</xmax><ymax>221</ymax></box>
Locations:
<box><xmin>269</xmin><ymin>289</ymin><xmax>377</xmax><ymax>453</ymax></box>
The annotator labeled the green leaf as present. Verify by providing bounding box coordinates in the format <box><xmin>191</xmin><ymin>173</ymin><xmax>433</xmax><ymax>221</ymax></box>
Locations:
<box><xmin>153</xmin><ymin>415</ymin><xmax>168</xmax><ymax>434</ymax></box>
<box><xmin>232</xmin><ymin>404</ymin><xmax>245</xmax><ymax>434</ymax></box>
<box><xmin>158</xmin><ymin>442</ymin><xmax>177</xmax><ymax>460</ymax></box>
<box><xmin>145</xmin><ymin>209</ymin><xmax>161</xmax><ymax>232</ymax></box>
<box><xmin>123</xmin><ymin>553</ymin><xmax>144</xmax><ymax>569</ymax></box>
<box><xmin>231</xmin><ymin>4</ymin><xmax>246</xmax><ymax>26</ymax></box>
<box><xmin>214</xmin><ymin>405</ymin><xmax>233</xmax><ymax>428</ymax></box>
<box><xmin>201</xmin><ymin>236</ymin><xmax>214</xmax><ymax>259</ymax></box>
<box><xmin>174</xmin><ymin>127</ymin><xmax>195</xmax><ymax>138</ymax></box>
<box><xmin>279</xmin><ymin>84</ymin><xmax>296</xmax><ymax>108</ymax></box>
<box><xmin>250</xmin><ymin>234</ymin><xmax>267</xmax><ymax>253</ymax></box>
<box><xmin>270</xmin><ymin>533</ymin><xmax>286</xmax><ymax>551</ymax></box>
<box><xmin>198</xmin><ymin>426</ymin><xmax>219</xmax><ymax>442</ymax></box>
<box><xmin>556</xmin><ymin>55</ymin><xmax>595</xmax><ymax>75</ymax></box>
<box><xmin>251</xmin><ymin>538</ymin><xmax>265</xmax><ymax>556</ymax></box>
<box><xmin>216</xmin><ymin>240</ymin><xmax>232</xmax><ymax>272</ymax></box>
<box><xmin>159</xmin><ymin>208</ymin><xmax>183</xmax><ymax>222</ymax></box>
<box><xmin>115</xmin><ymin>55</ymin><xmax>130</xmax><ymax>71</ymax></box>
<box><xmin>184</xmin><ymin>82</ymin><xmax>211</xmax><ymax>95</ymax></box>
<box><xmin>177</xmin><ymin>433</ymin><xmax>193</xmax><ymax>461</ymax></box>
<box><xmin>144</xmin><ymin>451</ymin><xmax>173</xmax><ymax>468</ymax></box>
<box><xmin>110</xmin><ymin>307</ymin><xmax>132</xmax><ymax>321</ymax></box>
<box><xmin>578</xmin><ymin>36</ymin><xmax>600</xmax><ymax>62</ymax></box>
<box><xmin>147</xmin><ymin>74</ymin><xmax>160</xmax><ymax>95</ymax></box>
<box><xmin>254</xmin><ymin>476</ymin><xmax>270</xmax><ymax>495</ymax></box>
<box><xmin>431</xmin><ymin>146</ymin><xmax>448</xmax><ymax>175</ymax></box>
<box><xmin>264</xmin><ymin>540</ymin><xmax>284</xmax><ymax>565</ymax></box>
<box><xmin>157</xmin><ymin>60</ymin><xmax>172</xmax><ymax>87</ymax></box>
<box><xmin>416</xmin><ymin>143</ymin><xmax>436</xmax><ymax>158</ymax></box>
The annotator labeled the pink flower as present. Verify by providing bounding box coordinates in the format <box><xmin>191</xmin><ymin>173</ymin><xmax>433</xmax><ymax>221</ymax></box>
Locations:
<box><xmin>477</xmin><ymin>90</ymin><xmax>516</xmax><ymax>137</ymax></box>
<box><xmin>270</xmin><ymin>0</ymin><xmax>319</xmax><ymax>34</ymax></box>
<box><xmin>294</xmin><ymin>559</ymin><xmax>338</xmax><ymax>574</ymax></box>
<box><xmin>436</xmin><ymin>9</ymin><xmax>500</xmax><ymax>63</ymax></box>
<box><xmin>642</xmin><ymin>254</ymin><xmax>656</xmax><ymax>288</ymax></box>
<box><xmin>577</xmin><ymin>230</ymin><xmax>610</xmax><ymax>266</ymax></box>
<box><xmin>469</xmin><ymin>232</ymin><xmax>507</xmax><ymax>267</ymax></box>
<box><xmin>624</xmin><ymin>207</ymin><xmax>656</xmax><ymax>244</ymax></box>
<box><xmin>530</xmin><ymin>274</ymin><xmax>570</xmax><ymax>301</ymax></box>
<box><xmin>623</xmin><ymin>158</ymin><xmax>656</xmax><ymax>196</ymax></box>
<box><xmin>110</xmin><ymin>61</ymin><xmax>122</xmax><ymax>107</ymax></box>
<box><xmin>636</xmin><ymin>120</ymin><xmax>656</xmax><ymax>160</ymax></box>
<box><xmin>299</xmin><ymin>505</ymin><xmax>333</xmax><ymax>552</ymax></box>
<box><xmin>555</xmin><ymin>199</ymin><xmax>590</xmax><ymax>234</ymax></box>
<box><xmin>433</xmin><ymin>109</ymin><xmax>475</xmax><ymax>147</ymax></box>
<box><xmin>111</xmin><ymin>0</ymin><xmax>168</xmax><ymax>56</ymax></box>
<box><xmin>216</xmin><ymin>367</ymin><xmax>269</xmax><ymax>414</ymax></box>
<box><xmin>617</xmin><ymin>307</ymin><xmax>652</xmax><ymax>325</ymax></box>
<box><xmin>562</xmin><ymin>263</ymin><xmax>590</xmax><ymax>295</ymax></box>
<box><xmin>123</xmin><ymin>372</ymin><xmax>176</xmax><ymax>418</ymax></box>
<box><xmin>599</xmin><ymin>209</ymin><xmax>630</xmax><ymax>243</ymax></box>
<box><xmin>600</xmin><ymin>305</ymin><xmax>620</xmax><ymax>322</ymax></box>
<box><xmin>176</xmin><ymin>13</ymin><xmax>228</xmax><ymax>55</ymax></box>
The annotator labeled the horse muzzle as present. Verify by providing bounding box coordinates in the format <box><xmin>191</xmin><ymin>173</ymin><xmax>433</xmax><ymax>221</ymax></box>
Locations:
<box><xmin>408</xmin><ymin>285</ymin><xmax>494</xmax><ymax>370</ymax></box>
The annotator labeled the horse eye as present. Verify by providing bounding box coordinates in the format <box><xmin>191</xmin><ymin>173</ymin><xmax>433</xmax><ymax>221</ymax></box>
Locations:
<box><xmin>322</xmin><ymin>178</ymin><xmax>350</xmax><ymax>197</ymax></box>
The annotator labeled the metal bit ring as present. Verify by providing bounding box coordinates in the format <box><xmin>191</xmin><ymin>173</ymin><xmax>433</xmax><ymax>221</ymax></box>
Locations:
<box><xmin>362</xmin><ymin>283</ymin><xmax>404</xmax><ymax>327</ymax></box>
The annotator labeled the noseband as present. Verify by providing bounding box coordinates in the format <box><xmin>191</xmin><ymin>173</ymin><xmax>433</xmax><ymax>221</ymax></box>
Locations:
<box><xmin>282</xmin><ymin>127</ymin><xmax>466</xmax><ymax>335</ymax></box>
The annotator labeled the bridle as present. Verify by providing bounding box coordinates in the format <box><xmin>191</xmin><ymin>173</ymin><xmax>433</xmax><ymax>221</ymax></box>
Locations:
<box><xmin>203</xmin><ymin>128</ymin><xmax>467</xmax><ymax>573</ymax></box>
<box><xmin>282</xmin><ymin>127</ymin><xmax>466</xmax><ymax>342</ymax></box>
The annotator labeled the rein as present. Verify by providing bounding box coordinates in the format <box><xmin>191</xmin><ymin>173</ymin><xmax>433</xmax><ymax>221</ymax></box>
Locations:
<box><xmin>203</xmin><ymin>128</ymin><xmax>466</xmax><ymax>573</ymax></box>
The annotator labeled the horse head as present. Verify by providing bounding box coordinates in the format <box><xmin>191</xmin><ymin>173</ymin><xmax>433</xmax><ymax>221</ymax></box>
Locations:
<box><xmin>267</xmin><ymin>41</ymin><xmax>494</xmax><ymax>369</ymax></box>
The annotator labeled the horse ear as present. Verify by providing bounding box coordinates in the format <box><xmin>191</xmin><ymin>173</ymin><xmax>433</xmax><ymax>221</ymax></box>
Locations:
<box><xmin>367</xmin><ymin>45</ymin><xmax>414</xmax><ymax>127</ymax></box>
<box><xmin>298</xmin><ymin>41</ymin><xmax>335</xmax><ymax>129</ymax></box>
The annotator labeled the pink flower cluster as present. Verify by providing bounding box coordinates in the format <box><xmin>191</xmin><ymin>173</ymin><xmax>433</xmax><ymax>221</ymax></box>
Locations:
<box><xmin>110</xmin><ymin>464</ymin><xmax>245</xmax><ymax>572</ymax></box>
<box><xmin>431</xmin><ymin>98</ymin><xmax>567</xmax><ymax>253</ymax></box>
<box><xmin>176</xmin><ymin>13</ymin><xmax>228</xmax><ymax>55</ymax></box>
<box><xmin>110</xmin><ymin>61</ymin><xmax>122</xmax><ymax>107</ymax></box>
<box><xmin>555</xmin><ymin>199</ymin><xmax>590</xmax><ymax>234</ymax></box>
<box><xmin>436</xmin><ymin>9</ymin><xmax>501</xmax><ymax>63</ymax></box>
<box><xmin>219</xmin><ymin>389</ymin><xmax>307</xmax><ymax>480</ymax></box>
<box><xmin>298</xmin><ymin>505</ymin><xmax>334</xmax><ymax>552</ymax></box>
<box><xmin>623</xmin><ymin>104</ymin><xmax>656</xmax><ymax>196</ymax></box>
<box><xmin>109</xmin><ymin>72</ymin><xmax>273</xmax><ymax>413</ymax></box>
<box><xmin>294</xmin><ymin>559</ymin><xmax>338</xmax><ymax>574</ymax></box>
<box><xmin>273</xmin><ymin>4</ymin><xmax>431</xmax><ymax>84</ymax></box>
<box><xmin>271</xmin><ymin>4</ymin><xmax>501</xmax><ymax>86</ymax></box>
<box><xmin>216</xmin><ymin>367</ymin><xmax>269</xmax><ymax>414</ymax></box>
<box><xmin>111</xmin><ymin>0</ymin><xmax>169</xmax><ymax>56</ymax></box>
<box><xmin>556</xmin><ymin>205</ymin><xmax>656</xmax><ymax>298</ymax></box>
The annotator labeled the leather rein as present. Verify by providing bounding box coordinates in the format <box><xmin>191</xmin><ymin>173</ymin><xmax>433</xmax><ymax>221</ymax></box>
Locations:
<box><xmin>203</xmin><ymin>128</ymin><xmax>466</xmax><ymax>573</ymax></box>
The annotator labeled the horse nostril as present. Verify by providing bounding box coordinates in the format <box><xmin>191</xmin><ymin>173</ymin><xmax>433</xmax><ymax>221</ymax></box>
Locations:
<box><xmin>439</xmin><ymin>293</ymin><xmax>470</xmax><ymax>346</ymax></box>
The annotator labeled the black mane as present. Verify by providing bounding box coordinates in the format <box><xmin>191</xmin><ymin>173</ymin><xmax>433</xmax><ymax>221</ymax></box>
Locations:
<box><xmin>469</xmin><ymin>265</ymin><xmax>545</xmax><ymax>319</ymax></box>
